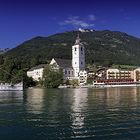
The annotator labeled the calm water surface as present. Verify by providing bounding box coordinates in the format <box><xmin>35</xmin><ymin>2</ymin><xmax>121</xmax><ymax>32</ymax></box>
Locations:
<box><xmin>0</xmin><ymin>87</ymin><xmax>140</xmax><ymax>140</ymax></box>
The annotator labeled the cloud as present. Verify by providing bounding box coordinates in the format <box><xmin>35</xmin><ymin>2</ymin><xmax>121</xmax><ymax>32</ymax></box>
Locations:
<box><xmin>59</xmin><ymin>15</ymin><xmax>95</xmax><ymax>28</ymax></box>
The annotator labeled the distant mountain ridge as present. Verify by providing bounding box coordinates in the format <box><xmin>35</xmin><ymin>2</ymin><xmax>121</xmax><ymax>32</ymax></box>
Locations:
<box><xmin>4</xmin><ymin>29</ymin><xmax>140</xmax><ymax>67</ymax></box>
<box><xmin>0</xmin><ymin>48</ymin><xmax>10</xmax><ymax>54</ymax></box>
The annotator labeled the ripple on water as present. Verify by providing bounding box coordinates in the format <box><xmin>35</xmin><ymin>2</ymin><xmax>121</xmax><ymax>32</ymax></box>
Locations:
<box><xmin>0</xmin><ymin>88</ymin><xmax>140</xmax><ymax>139</ymax></box>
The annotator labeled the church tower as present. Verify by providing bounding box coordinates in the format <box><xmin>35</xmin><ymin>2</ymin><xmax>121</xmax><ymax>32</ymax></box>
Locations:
<box><xmin>72</xmin><ymin>33</ymin><xmax>85</xmax><ymax>77</ymax></box>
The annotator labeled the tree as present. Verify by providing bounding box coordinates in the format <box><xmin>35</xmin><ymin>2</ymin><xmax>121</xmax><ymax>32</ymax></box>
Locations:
<box><xmin>0</xmin><ymin>55</ymin><xmax>4</xmax><ymax>65</ymax></box>
<box><xmin>68</xmin><ymin>79</ymin><xmax>79</xmax><ymax>87</ymax></box>
<box><xmin>23</xmin><ymin>75</ymin><xmax>36</xmax><ymax>88</ymax></box>
<box><xmin>87</xmin><ymin>77</ymin><xmax>93</xmax><ymax>84</ymax></box>
<box><xmin>43</xmin><ymin>65</ymin><xmax>63</xmax><ymax>88</ymax></box>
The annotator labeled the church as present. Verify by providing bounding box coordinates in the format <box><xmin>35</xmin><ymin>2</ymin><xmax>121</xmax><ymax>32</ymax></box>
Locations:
<box><xmin>27</xmin><ymin>34</ymin><xmax>87</xmax><ymax>84</ymax></box>
<box><xmin>50</xmin><ymin>34</ymin><xmax>87</xmax><ymax>84</ymax></box>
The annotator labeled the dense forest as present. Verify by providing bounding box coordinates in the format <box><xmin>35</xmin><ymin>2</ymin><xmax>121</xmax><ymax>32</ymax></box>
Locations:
<box><xmin>0</xmin><ymin>29</ymin><xmax>140</xmax><ymax>83</ymax></box>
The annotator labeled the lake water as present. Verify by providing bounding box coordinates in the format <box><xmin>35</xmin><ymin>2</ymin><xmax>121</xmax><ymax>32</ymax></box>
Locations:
<box><xmin>0</xmin><ymin>87</ymin><xmax>140</xmax><ymax>140</ymax></box>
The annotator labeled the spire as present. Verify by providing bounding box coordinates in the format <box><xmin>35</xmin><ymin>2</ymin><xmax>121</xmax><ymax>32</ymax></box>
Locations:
<box><xmin>75</xmin><ymin>32</ymin><xmax>81</xmax><ymax>45</ymax></box>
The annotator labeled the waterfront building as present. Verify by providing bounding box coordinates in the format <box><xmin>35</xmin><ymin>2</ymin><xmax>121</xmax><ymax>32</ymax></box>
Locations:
<box><xmin>106</xmin><ymin>68</ymin><xmax>133</xmax><ymax>80</ymax></box>
<box><xmin>133</xmin><ymin>67</ymin><xmax>140</xmax><ymax>82</ymax></box>
<box><xmin>27</xmin><ymin>34</ymin><xmax>87</xmax><ymax>84</ymax></box>
<box><xmin>95</xmin><ymin>68</ymin><xmax>140</xmax><ymax>85</ymax></box>
<box><xmin>50</xmin><ymin>58</ymin><xmax>74</xmax><ymax>80</ymax></box>
<box><xmin>72</xmin><ymin>34</ymin><xmax>85</xmax><ymax>78</ymax></box>
<box><xmin>50</xmin><ymin>34</ymin><xmax>87</xmax><ymax>84</ymax></box>
<box><xmin>27</xmin><ymin>64</ymin><xmax>46</xmax><ymax>81</ymax></box>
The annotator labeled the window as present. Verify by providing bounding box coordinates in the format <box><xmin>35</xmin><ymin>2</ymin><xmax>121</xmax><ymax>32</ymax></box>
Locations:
<box><xmin>81</xmin><ymin>47</ymin><xmax>83</xmax><ymax>51</ymax></box>
<box><xmin>65</xmin><ymin>70</ymin><xmax>67</xmax><ymax>74</ymax></box>
<box><xmin>75</xmin><ymin>47</ymin><xmax>77</xmax><ymax>51</ymax></box>
<box><xmin>81</xmin><ymin>47</ymin><xmax>83</xmax><ymax>55</ymax></box>
<box><xmin>75</xmin><ymin>62</ymin><xmax>77</xmax><ymax>64</ymax></box>
<box><xmin>81</xmin><ymin>61</ymin><xmax>83</xmax><ymax>65</ymax></box>
<box><xmin>69</xmin><ymin>71</ymin><xmax>70</xmax><ymax>74</ymax></box>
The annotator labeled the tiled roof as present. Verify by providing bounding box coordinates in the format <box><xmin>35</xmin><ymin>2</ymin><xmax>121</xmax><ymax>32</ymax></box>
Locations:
<box><xmin>54</xmin><ymin>58</ymin><xmax>72</xmax><ymax>68</ymax></box>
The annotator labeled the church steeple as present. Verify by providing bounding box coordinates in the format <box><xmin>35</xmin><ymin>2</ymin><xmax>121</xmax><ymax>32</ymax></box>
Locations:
<box><xmin>72</xmin><ymin>32</ymin><xmax>85</xmax><ymax>77</ymax></box>
<box><xmin>75</xmin><ymin>32</ymin><xmax>81</xmax><ymax>45</ymax></box>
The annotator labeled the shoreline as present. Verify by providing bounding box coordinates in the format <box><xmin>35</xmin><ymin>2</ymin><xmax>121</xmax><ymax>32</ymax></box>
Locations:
<box><xmin>58</xmin><ymin>84</ymin><xmax>140</xmax><ymax>89</ymax></box>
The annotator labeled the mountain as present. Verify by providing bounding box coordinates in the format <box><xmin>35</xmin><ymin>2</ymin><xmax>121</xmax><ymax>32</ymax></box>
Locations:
<box><xmin>0</xmin><ymin>29</ymin><xmax>140</xmax><ymax>83</ymax></box>
<box><xmin>4</xmin><ymin>29</ymin><xmax>140</xmax><ymax>67</ymax></box>
<box><xmin>0</xmin><ymin>48</ymin><xmax>10</xmax><ymax>54</ymax></box>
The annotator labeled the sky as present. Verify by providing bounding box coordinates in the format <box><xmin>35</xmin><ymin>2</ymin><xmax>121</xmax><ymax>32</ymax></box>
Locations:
<box><xmin>0</xmin><ymin>0</ymin><xmax>140</xmax><ymax>48</ymax></box>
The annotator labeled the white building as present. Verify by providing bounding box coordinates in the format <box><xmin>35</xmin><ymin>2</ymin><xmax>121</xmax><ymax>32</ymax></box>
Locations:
<box><xmin>133</xmin><ymin>67</ymin><xmax>140</xmax><ymax>82</ymax></box>
<box><xmin>50</xmin><ymin>34</ymin><xmax>87</xmax><ymax>84</ymax></box>
<box><xmin>72</xmin><ymin>34</ymin><xmax>85</xmax><ymax>78</ymax></box>
<box><xmin>50</xmin><ymin>58</ymin><xmax>74</xmax><ymax>80</ymax></box>
<box><xmin>27</xmin><ymin>64</ymin><xmax>46</xmax><ymax>81</ymax></box>
<box><xmin>27</xmin><ymin>34</ymin><xmax>87</xmax><ymax>84</ymax></box>
<box><xmin>79</xmin><ymin>70</ymin><xmax>87</xmax><ymax>84</ymax></box>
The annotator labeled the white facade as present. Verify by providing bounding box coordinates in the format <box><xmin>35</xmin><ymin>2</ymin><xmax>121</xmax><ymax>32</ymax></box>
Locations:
<box><xmin>133</xmin><ymin>67</ymin><xmax>140</xmax><ymax>82</ymax></box>
<box><xmin>27</xmin><ymin>34</ymin><xmax>87</xmax><ymax>84</ymax></box>
<box><xmin>50</xmin><ymin>58</ymin><xmax>60</xmax><ymax>69</ymax></box>
<box><xmin>27</xmin><ymin>67</ymin><xmax>44</xmax><ymax>81</ymax></box>
<box><xmin>50</xmin><ymin>58</ymin><xmax>74</xmax><ymax>80</ymax></box>
<box><xmin>72</xmin><ymin>34</ymin><xmax>85</xmax><ymax>77</ymax></box>
<box><xmin>63</xmin><ymin>68</ymin><xmax>74</xmax><ymax>80</ymax></box>
<box><xmin>79</xmin><ymin>70</ymin><xmax>87</xmax><ymax>84</ymax></box>
<box><xmin>49</xmin><ymin>34</ymin><xmax>87</xmax><ymax>84</ymax></box>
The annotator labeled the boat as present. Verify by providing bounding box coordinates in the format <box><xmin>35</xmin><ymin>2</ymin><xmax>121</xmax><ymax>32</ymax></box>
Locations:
<box><xmin>0</xmin><ymin>82</ymin><xmax>23</xmax><ymax>91</ymax></box>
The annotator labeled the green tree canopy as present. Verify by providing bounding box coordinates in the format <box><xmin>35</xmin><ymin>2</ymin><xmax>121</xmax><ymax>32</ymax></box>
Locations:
<box><xmin>43</xmin><ymin>65</ymin><xmax>63</xmax><ymax>88</ymax></box>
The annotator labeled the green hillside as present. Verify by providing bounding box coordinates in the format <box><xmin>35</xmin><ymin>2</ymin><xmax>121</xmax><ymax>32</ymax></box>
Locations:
<box><xmin>0</xmin><ymin>29</ymin><xmax>140</xmax><ymax>82</ymax></box>
<box><xmin>5</xmin><ymin>30</ymin><xmax>140</xmax><ymax>66</ymax></box>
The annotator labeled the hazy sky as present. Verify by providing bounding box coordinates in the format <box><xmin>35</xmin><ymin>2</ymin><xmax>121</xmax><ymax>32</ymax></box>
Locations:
<box><xmin>0</xmin><ymin>0</ymin><xmax>140</xmax><ymax>48</ymax></box>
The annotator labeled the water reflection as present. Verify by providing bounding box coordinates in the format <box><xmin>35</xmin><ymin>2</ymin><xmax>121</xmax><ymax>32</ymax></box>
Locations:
<box><xmin>0</xmin><ymin>91</ymin><xmax>23</xmax><ymax>103</ymax></box>
<box><xmin>91</xmin><ymin>87</ymin><xmax>140</xmax><ymax>109</ymax></box>
<box><xmin>71</xmin><ymin>88</ymin><xmax>88</xmax><ymax>129</ymax></box>
<box><xmin>24</xmin><ymin>88</ymin><xmax>45</xmax><ymax>114</ymax></box>
<box><xmin>105</xmin><ymin>87</ymin><xmax>138</xmax><ymax>108</ymax></box>
<box><xmin>1</xmin><ymin>87</ymin><xmax>140</xmax><ymax>139</ymax></box>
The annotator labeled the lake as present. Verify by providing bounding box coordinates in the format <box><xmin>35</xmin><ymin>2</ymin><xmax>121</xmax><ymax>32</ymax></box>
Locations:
<box><xmin>0</xmin><ymin>87</ymin><xmax>140</xmax><ymax>140</ymax></box>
